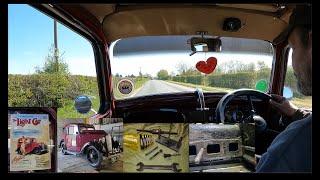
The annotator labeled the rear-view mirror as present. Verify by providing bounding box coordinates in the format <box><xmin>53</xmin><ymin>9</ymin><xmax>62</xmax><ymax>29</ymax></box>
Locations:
<box><xmin>190</xmin><ymin>37</ymin><xmax>222</xmax><ymax>53</ymax></box>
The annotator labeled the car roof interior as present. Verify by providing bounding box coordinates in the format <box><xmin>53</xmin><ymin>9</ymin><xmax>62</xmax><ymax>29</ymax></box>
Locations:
<box><xmin>76</xmin><ymin>3</ymin><xmax>295</xmax><ymax>43</ymax></box>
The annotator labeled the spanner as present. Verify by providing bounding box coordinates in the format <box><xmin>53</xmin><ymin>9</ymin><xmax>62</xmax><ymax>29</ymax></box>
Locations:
<box><xmin>136</xmin><ymin>162</ymin><xmax>182</xmax><ymax>172</ymax></box>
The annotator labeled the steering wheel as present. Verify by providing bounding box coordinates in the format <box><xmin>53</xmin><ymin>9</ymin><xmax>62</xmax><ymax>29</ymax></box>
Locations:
<box><xmin>215</xmin><ymin>89</ymin><xmax>271</xmax><ymax>133</ymax></box>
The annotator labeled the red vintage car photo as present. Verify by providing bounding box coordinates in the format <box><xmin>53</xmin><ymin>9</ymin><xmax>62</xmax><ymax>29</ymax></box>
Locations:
<box><xmin>59</xmin><ymin>123</ymin><xmax>121</xmax><ymax>169</ymax></box>
<box><xmin>16</xmin><ymin>136</ymin><xmax>48</xmax><ymax>155</ymax></box>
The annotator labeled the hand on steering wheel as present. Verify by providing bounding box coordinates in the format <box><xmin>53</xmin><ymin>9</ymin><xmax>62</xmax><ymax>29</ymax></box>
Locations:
<box><xmin>269</xmin><ymin>94</ymin><xmax>298</xmax><ymax>117</ymax></box>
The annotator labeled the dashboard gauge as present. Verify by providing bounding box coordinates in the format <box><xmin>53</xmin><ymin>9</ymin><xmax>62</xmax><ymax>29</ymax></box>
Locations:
<box><xmin>232</xmin><ymin>110</ymin><xmax>244</xmax><ymax>122</ymax></box>
<box><xmin>225</xmin><ymin>106</ymin><xmax>246</xmax><ymax>123</ymax></box>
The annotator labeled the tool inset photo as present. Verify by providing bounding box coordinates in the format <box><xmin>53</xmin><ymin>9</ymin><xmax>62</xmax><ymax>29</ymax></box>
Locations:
<box><xmin>123</xmin><ymin>123</ymin><xmax>189</xmax><ymax>172</ymax></box>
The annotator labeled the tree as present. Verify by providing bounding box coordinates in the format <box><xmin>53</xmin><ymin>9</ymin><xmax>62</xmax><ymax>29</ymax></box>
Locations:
<box><xmin>184</xmin><ymin>67</ymin><xmax>201</xmax><ymax>76</ymax></box>
<box><xmin>157</xmin><ymin>69</ymin><xmax>169</xmax><ymax>80</ymax></box>
<box><xmin>35</xmin><ymin>44</ymin><xmax>69</xmax><ymax>74</ymax></box>
<box><xmin>215</xmin><ymin>66</ymin><xmax>223</xmax><ymax>74</ymax></box>
<box><xmin>218</xmin><ymin>60</ymin><xmax>243</xmax><ymax>73</ymax></box>
<box><xmin>257</xmin><ymin>61</ymin><xmax>269</xmax><ymax>70</ymax></box>
<box><xmin>176</xmin><ymin>62</ymin><xmax>188</xmax><ymax>75</ymax></box>
<box><xmin>139</xmin><ymin>67</ymin><xmax>143</xmax><ymax>77</ymax></box>
<box><xmin>145</xmin><ymin>73</ymin><xmax>152</xmax><ymax>79</ymax></box>
<box><xmin>228</xmin><ymin>60</ymin><xmax>256</xmax><ymax>73</ymax></box>
<box><xmin>245</xmin><ymin>62</ymin><xmax>256</xmax><ymax>72</ymax></box>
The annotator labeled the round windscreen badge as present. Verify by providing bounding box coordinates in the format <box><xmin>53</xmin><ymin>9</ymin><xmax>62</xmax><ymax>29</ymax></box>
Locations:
<box><xmin>117</xmin><ymin>79</ymin><xmax>134</xmax><ymax>95</ymax></box>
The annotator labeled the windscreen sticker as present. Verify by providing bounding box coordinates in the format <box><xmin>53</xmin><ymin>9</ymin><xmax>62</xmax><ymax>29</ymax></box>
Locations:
<box><xmin>195</xmin><ymin>57</ymin><xmax>217</xmax><ymax>74</ymax></box>
<box><xmin>117</xmin><ymin>79</ymin><xmax>134</xmax><ymax>95</ymax></box>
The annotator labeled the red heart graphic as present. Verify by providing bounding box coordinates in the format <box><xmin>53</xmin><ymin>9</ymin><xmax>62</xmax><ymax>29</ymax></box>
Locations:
<box><xmin>196</xmin><ymin>57</ymin><xmax>217</xmax><ymax>74</ymax></box>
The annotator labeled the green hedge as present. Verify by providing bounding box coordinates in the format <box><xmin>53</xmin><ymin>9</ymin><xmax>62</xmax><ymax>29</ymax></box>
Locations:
<box><xmin>170</xmin><ymin>69</ymin><xmax>302</xmax><ymax>94</ymax></box>
<box><xmin>171</xmin><ymin>70</ymin><xmax>272</xmax><ymax>90</ymax></box>
<box><xmin>8</xmin><ymin>74</ymin><xmax>98</xmax><ymax>108</ymax></box>
<box><xmin>207</xmin><ymin>72</ymin><xmax>257</xmax><ymax>89</ymax></box>
<box><xmin>171</xmin><ymin>75</ymin><xmax>204</xmax><ymax>85</ymax></box>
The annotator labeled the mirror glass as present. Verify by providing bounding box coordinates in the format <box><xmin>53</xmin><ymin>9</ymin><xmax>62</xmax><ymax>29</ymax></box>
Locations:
<box><xmin>194</xmin><ymin>43</ymin><xmax>209</xmax><ymax>52</ymax></box>
<box><xmin>191</xmin><ymin>37</ymin><xmax>222</xmax><ymax>53</ymax></box>
<box><xmin>74</xmin><ymin>95</ymin><xmax>92</xmax><ymax>114</ymax></box>
<box><xmin>283</xmin><ymin>86</ymin><xmax>293</xmax><ymax>100</ymax></box>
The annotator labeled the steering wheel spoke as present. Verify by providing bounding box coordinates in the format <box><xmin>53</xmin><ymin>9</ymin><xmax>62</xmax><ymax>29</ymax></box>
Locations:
<box><xmin>247</xmin><ymin>95</ymin><xmax>256</xmax><ymax>116</ymax></box>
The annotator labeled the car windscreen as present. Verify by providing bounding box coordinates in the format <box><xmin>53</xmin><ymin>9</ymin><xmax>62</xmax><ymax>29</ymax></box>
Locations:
<box><xmin>79</xmin><ymin>125</ymin><xmax>95</xmax><ymax>132</ymax></box>
<box><xmin>109</xmin><ymin>35</ymin><xmax>273</xmax><ymax>100</ymax></box>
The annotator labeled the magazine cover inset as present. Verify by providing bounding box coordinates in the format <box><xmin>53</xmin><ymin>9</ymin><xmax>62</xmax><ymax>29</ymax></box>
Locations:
<box><xmin>10</xmin><ymin>114</ymin><xmax>51</xmax><ymax>171</ymax></box>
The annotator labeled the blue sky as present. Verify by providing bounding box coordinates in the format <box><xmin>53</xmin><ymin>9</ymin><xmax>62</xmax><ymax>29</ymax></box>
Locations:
<box><xmin>8</xmin><ymin>4</ymin><xmax>290</xmax><ymax>78</ymax></box>
<box><xmin>8</xmin><ymin>4</ymin><xmax>96</xmax><ymax>76</ymax></box>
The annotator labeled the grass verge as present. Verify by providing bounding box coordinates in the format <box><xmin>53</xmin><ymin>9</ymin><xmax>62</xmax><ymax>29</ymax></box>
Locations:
<box><xmin>290</xmin><ymin>96</ymin><xmax>312</xmax><ymax>109</ymax></box>
<box><xmin>57</xmin><ymin>95</ymin><xmax>100</xmax><ymax>119</ymax></box>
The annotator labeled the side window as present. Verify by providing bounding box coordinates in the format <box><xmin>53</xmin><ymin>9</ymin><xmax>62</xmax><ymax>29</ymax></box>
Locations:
<box><xmin>207</xmin><ymin>144</ymin><xmax>220</xmax><ymax>154</ymax></box>
<box><xmin>284</xmin><ymin>48</ymin><xmax>312</xmax><ymax>109</ymax></box>
<box><xmin>8</xmin><ymin>5</ymin><xmax>100</xmax><ymax>119</ymax></box>
<box><xmin>189</xmin><ymin>145</ymin><xmax>197</xmax><ymax>155</ymax></box>
<box><xmin>68</xmin><ymin>126</ymin><xmax>74</xmax><ymax>135</ymax></box>
<box><xmin>74</xmin><ymin>125</ymin><xmax>79</xmax><ymax>134</ymax></box>
<box><xmin>229</xmin><ymin>142</ymin><xmax>239</xmax><ymax>152</ymax></box>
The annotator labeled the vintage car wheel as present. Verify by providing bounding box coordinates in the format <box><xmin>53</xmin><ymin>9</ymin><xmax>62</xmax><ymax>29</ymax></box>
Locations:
<box><xmin>33</xmin><ymin>147</ymin><xmax>42</xmax><ymax>155</ymax></box>
<box><xmin>86</xmin><ymin>145</ymin><xmax>103</xmax><ymax>169</ymax></box>
<box><xmin>16</xmin><ymin>147</ymin><xmax>22</xmax><ymax>155</ymax></box>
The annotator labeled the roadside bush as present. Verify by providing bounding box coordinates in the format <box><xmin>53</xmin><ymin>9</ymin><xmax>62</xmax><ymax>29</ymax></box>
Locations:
<box><xmin>185</xmin><ymin>75</ymin><xmax>204</xmax><ymax>85</ymax></box>
<box><xmin>8</xmin><ymin>74</ymin><xmax>98</xmax><ymax>108</ymax></box>
<box><xmin>9</xmin><ymin>74</ymin><xmax>69</xmax><ymax>107</ymax></box>
<box><xmin>171</xmin><ymin>75</ymin><xmax>203</xmax><ymax>85</ymax></box>
<box><xmin>207</xmin><ymin>72</ymin><xmax>257</xmax><ymax>89</ymax></box>
<box><xmin>171</xmin><ymin>76</ymin><xmax>187</xmax><ymax>83</ymax></box>
<box><xmin>170</xmin><ymin>69</ymin><xmax>276</xmax><ymax>90</ymax></box>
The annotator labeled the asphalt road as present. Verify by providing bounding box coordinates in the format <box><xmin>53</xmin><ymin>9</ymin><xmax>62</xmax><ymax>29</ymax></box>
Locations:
<box><xmin>133</xmin><ymin>80</ymin><xmax>195</xmax><ymax>97</ymax></box>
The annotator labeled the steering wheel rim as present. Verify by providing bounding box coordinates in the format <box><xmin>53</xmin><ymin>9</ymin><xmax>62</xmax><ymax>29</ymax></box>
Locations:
<box><xmin>215</xmin><ymin>89</ymin><xmax>271</xmax><ymax>123</ymax></box>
